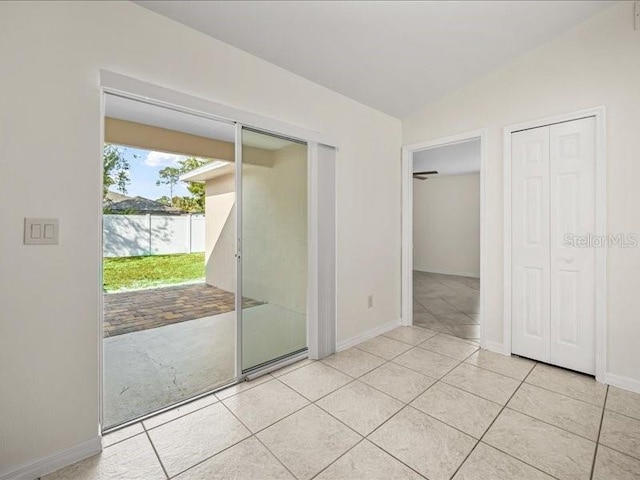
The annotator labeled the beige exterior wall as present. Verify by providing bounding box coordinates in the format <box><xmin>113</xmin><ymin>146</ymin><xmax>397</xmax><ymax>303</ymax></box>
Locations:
<box><xmin>204</xmin><ymin>144</ymin><xmax>308</xmax><ymax>315</ymax></box>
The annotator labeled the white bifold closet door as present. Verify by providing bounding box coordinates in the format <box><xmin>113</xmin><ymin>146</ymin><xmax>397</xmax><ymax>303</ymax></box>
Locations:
<box><xmin>511</xmin><ymin>117</ymin><xmax>596</xmax><ymax>375</ymax></box>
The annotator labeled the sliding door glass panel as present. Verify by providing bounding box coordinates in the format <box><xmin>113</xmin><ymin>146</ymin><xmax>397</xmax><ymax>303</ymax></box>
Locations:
<box><xmin>102</xmin><ymin>94</ymin><xmax>237</xmax><ymax>429</ymax></box>
<box><xmin>241</xmin><ymin>128</ymin><xmax>308</xmax><ymax>371</ymax></box>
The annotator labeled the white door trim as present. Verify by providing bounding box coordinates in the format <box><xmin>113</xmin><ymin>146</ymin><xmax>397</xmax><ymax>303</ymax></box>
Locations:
<box><xmin>401</xmin><ymin>129</ymin><xmax>488</xmax><ymax>349</ymax></box>
<box><xmin>503</xmin><ymin>106</ymin><xmax>607</xmax><ymax>382</ymax></box>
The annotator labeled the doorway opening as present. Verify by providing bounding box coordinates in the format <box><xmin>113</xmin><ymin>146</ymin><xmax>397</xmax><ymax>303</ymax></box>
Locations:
<box><xmin>101</xmin><ymin>94</ymin><xmax>314</xmax><ymax>431</ymax></box>
<box><xmin>102</xmin><ymin>95</ymin><xmax>240</xmax><ymax>429</ymax></box>
<box><xmin>401</xmin><ymin>130</ymin><xmax>487</xmax><ymax>346</ymax></box>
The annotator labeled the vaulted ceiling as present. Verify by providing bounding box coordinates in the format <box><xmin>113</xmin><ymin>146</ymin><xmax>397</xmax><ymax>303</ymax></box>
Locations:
<box><xmin>136</xmin><ymin>1</ymin><xmax>612</xmax><ymax>118</ymax></box>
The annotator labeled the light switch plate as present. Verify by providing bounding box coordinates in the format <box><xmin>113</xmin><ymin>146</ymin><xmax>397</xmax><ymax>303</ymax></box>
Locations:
<box><xmin>24</xmin><ymin>218</ymin><xmax>59</xmax><ymax>245</ymax></box>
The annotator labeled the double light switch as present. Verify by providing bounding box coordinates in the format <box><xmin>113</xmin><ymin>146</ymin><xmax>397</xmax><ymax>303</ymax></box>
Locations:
<box><xmin>24</xmin><ymin>218</ymin><xmax>59</xmax><ymax>245</ymax></box>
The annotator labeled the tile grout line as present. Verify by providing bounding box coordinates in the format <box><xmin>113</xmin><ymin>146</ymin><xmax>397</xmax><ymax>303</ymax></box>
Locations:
<box><xmin>361</xmin><ymin>404</ymin><xmax>435</xmax><ymax>480</ymax></box>
<box><xmin>590</xmin><ymin>384</ymin><xmax>609</xmax><ymax>479</ymax></box>
<box><xmin>217</xmin><ymin>400</ymin><xmax>300</xmax><ymax>480</ymax></box>
<box><xmin>449</xmin><ymin>359</ymin><xmax>557</xmax><ymax>480</ymax></box>
<box><xmin>141</xmin><ymin>422</ymin><xmax>170</xmax><ymax>480</ymax></box>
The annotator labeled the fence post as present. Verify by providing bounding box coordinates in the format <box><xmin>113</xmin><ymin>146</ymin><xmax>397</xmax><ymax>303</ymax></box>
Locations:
<box><xmin>146</xmin><ymin>214</ymin><xmax>152</xmax><ymax>255</ymax></box>
<box><xmin>187</xmin><ymin>214</ymin><xmax>192</xmax><ymax>254</ymax></box>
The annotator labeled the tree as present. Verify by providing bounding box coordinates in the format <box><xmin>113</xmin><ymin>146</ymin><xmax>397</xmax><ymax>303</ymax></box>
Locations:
<box><xmin>103</xmin><ymin>144</ymin><xmax>131</xmax><ymax>197</ymax></box>
<box><xmin>156</xmin><ymin>166</ymin><xmax>181</xmax><ymax>199</ymax></box>
<box><xmin>177</xmin><ymin>157</ymin><xmax>210</xmax><ymax>210</ymax></box>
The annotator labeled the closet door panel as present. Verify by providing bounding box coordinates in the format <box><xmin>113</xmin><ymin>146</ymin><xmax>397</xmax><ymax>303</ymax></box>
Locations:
<box><xmin>549</xmin><ymin>117</ymin><xmax>596</xmax><ymax>374</ymax></box>
<box><xmin>511</xmin><ymin>126</ymin><xmax>551</xmax><ymax>362</ymax></box>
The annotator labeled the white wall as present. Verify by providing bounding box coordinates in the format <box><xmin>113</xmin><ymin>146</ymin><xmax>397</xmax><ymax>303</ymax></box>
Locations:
<box><xmin>413</xmin><ymin>174</ymin><xmax>480</xmax><ymax>277</ymax></box>
<box><xmin>103</xmin><ymin>214</ymin><xmax>205</xmax><ymax>257</ymax></box>
<box><xmin>0</xmin><ymin>1</ymin><xmax>401</xmax><ymax>474</ymax></box>
<box><xmin>403</xmin><ymin>2</ymin><xmax>640</xmax><ymax>388</ymax></box>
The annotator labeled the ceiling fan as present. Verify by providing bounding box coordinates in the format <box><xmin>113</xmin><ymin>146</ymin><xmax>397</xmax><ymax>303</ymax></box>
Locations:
<box><xmin>413</xmin><ymin>170</ymin><xmax>438</xmax><ymax>180</ymax></box>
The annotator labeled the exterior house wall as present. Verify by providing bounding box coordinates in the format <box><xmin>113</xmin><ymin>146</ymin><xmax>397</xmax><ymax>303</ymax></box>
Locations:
<box><xmin>204</xmin><ymin>144</ymin><xmax>308</xmax><ymax>317</ymax></box>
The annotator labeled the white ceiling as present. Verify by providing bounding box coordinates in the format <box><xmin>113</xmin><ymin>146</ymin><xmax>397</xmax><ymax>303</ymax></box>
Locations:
<box><xmin>414</xmin><ymin>138</ymin><xmax>480</xmax><ymax>177</ymax></box>
<box><xmin>135</xmin><ymin>0</ymin><xmax>612</xmax><ymax>118</ymax></box>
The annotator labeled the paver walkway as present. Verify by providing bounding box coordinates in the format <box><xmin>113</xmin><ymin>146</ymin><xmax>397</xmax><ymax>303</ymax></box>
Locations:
<box><xmin>103</xmin><ymin>283</ymin><xmax>261</xmax><ymax>337</ymax></box>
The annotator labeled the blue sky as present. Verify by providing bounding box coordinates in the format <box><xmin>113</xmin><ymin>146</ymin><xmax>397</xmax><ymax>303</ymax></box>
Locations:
<box><xmin>115</xmin><ymin>146</ymin><xmax>191</xmax><ymax>200</ymax></box>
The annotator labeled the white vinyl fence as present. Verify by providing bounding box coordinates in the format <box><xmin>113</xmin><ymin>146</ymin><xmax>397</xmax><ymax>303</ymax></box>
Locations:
<box><xmin>103</xmin><ymin>214</ymin><xmax>205</xmax><ymax>258</ymax></box>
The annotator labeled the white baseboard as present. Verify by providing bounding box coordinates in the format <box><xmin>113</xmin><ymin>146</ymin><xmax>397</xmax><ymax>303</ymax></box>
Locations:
<box><xmin>0</xmin><ymin>436</ymin><xmax>102</xmax><ymax>480</ymax></box>
<box><xmin>337</xmin><ymin>318</ymin><xmax>402</xmax><ymax>352</ymax></box>
<box><xmin>605</xmin><ymin>372</ymin><xmax>640</xmax><ymax>394</ymax></box>
<box><xmin>483</xmin><ymin>340</ymin><xmax>510</xmax><ymax>356</ymax></box>
<box><xmin>414</xmin><ymin>268</ymin><xmax>480</xmax><ymax>279</ymax></box>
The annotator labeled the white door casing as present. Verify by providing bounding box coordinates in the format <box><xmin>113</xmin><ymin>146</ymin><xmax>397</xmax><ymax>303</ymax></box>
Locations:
<box><xmin>511</xmin><ymin>117</ymin><xmax>596</xmax><ymax>375</ymax></box>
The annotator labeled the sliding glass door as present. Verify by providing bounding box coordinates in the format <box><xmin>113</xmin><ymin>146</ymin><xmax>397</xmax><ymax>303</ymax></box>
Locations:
<box><xmin>238</xmin><ymin>127</ymin><xmax>308</xmax><ymax>372</ymax></box>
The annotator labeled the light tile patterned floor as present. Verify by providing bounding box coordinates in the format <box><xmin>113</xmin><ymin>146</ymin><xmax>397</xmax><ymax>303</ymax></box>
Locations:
<box><xmin>413</xmin><ymin>271</ymin><xmax>480</xmax><ymax>341</ymax></box>
<box><xmin>44</xmin><ymin>327</ymin><xmax>640</xmax><ymax>480</ymax></box>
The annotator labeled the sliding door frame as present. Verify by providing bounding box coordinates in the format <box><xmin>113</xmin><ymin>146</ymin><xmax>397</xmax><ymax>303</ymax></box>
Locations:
<box><xmin>98</xmin><ymin>71</ymin><xmax>336</xmax><ymax>434</ymax></box>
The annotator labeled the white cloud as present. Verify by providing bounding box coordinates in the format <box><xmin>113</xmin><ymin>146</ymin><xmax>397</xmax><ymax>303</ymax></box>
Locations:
<box><xmin>144</xmin><ymin>151</ymin><xmax>185</xmax><ymax>167</ymax></box>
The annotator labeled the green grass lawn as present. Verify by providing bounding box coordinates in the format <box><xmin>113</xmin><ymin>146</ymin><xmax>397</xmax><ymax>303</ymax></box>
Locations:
<box><xmin>103</xmin><ymin>253</ymin><xmax>205</xmax><ymax>292</ymax></box>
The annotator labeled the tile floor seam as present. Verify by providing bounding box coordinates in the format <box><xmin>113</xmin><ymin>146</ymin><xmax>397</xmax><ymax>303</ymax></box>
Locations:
<box><xmin>227</xmin><ymin>378</ymin><xmax>315</xmax><ymax>435</ymax></box>
<box><xmin>351</xmin><ymin>343</ymin><xmax>412</xmax><ymax>362</ymax></box>
<box><xmin>270</xmin><ymin>359</ymin><xmax>316</xmax><ymax>379</ymax></box>
<box><xmin>418</xmin><ymin>380</ymin><xmax>504</xmax><ymax>410</ymax></box>
<box><xmin>501</xmin><ymin>406</ymin><xmax>601</xmax><ymax>443</ymax></box>
<box><xmin>522</xmin><ymin>377</ymin><xmax>606</xmax><ymax>408</ymax></box>
<box><xmin>601</xmin><ymin>405</ymin><xmax>640</xmax><ymax>422</ymax></box>
<box><xmin>307</xmin><ymin>438</ymin><xmax>368</xmax><ymax>480</ymax></box>
<box><xmin>594</xmin><ymin>439</ymin><xmax>640</xmax><ymax>463</ymax></box>
<box><xmin>141</xmin><ymin>423</ymin><xmax>170</xmax><ymax>480</ymax></box>
<box><xmin>153</xmin><ymin>401</ymin><xmax>254</xmax><ymax>479</ymax></box>
<box><xmin>310</xmin><ymin>397</ymin><xmax>371</xmax><ymax>439</ymax></box>
<box><xmin>405</xmin><ymin>403</ymin><xmax>483</xmax><ymax>442</ymax></box>
<box><xmin>460</xmin><ymin>357</ymin><xmax>537</xmax><ymax>381</ymax></box>
<box><xmin>414</xmin><ymin>342</ymin><xmax>479</xmax><ymax>362</ymax></box>
<box><xmin>251</xmin><ymin>434</ymin><xmax>299</xmax><ymax>480</ymax></box>
<box><xmin>358</xmin><ymin>360</ymin><xmax>439</xmax><ymax>405</ymax></box>
<box><xmin>143</xmin><ymin>396</ymin><xmax>221</xmax><ymax>432</ymax></box>
<box><xmin>590</xmin><ymin>385</ymin><xmax>610</xmax><ymax>480</ymax></box>
<box><xmin>361</xmin><ymin>404</ymin><xmax>440</xmax><ymax>480</ymax></box>
<box><xmin>390</xmin><ymin>349</ymin><xmax>466</xmax><ymax>381</ymax></box>
<box><xmin>163</xmin><ymin>434</ymin><xmax>256</xmax><ymax>479</ymax></box>
<box><xmin>275</xmin><ymin>370</ymin><xmax>358</xmax><ymax>404</ymax></box>
<box><xmin>101</xmin><ymin>427</ymin><xmax>145</xmax><ymax>449</ymax></box>
<box><xmin>448</xmin><ymin>361</ymin><xmax>555</xmax><ymax>480</ymax></box>
<box><xmin>438</xmin><ymin>294</ymin><xmax>480</xmax><ymax>322</ymax></box>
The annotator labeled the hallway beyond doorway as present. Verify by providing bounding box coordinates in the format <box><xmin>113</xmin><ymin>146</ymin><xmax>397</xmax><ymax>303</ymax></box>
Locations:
<box><xmin>413</xmin><ymin>271</ymin><xmax>480</xmax><ymax>342</ymax></box>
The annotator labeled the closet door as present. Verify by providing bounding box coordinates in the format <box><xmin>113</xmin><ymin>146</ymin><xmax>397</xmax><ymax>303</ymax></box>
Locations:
<box><xmin>511</xmin><ymin>126</ymin><xmax>551</xmax><ymax>362</ymax></box>
<box><xmin>549</xmin><ymin>117</ymin><xmax>596</xmax><ymax>374</ymax></box>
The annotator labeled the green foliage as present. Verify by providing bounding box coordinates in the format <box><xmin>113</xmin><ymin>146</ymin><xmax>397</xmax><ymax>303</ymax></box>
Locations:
<box><xmin>156</xmin><ymin>166</ymin><xmax>181</xmax><ymax>199</ymax></box>
<box><xmin>103</xmin><ymin>253</ymin><xmax>205</xmax><ymax>291</ymax></box>
<box><xmin>156</xmin><ymin>156</ymin><xmax>211</xmax><ymax>212</ymax></box>
<box><xmin>103</xmin><ymin>144</ymin><xmax>131</xmax><ymax>197</ymax></box>
<box><xmin>178</xmin><ymin>157</ymin><xmax>209</xmax><ymax>210</ymax></box>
